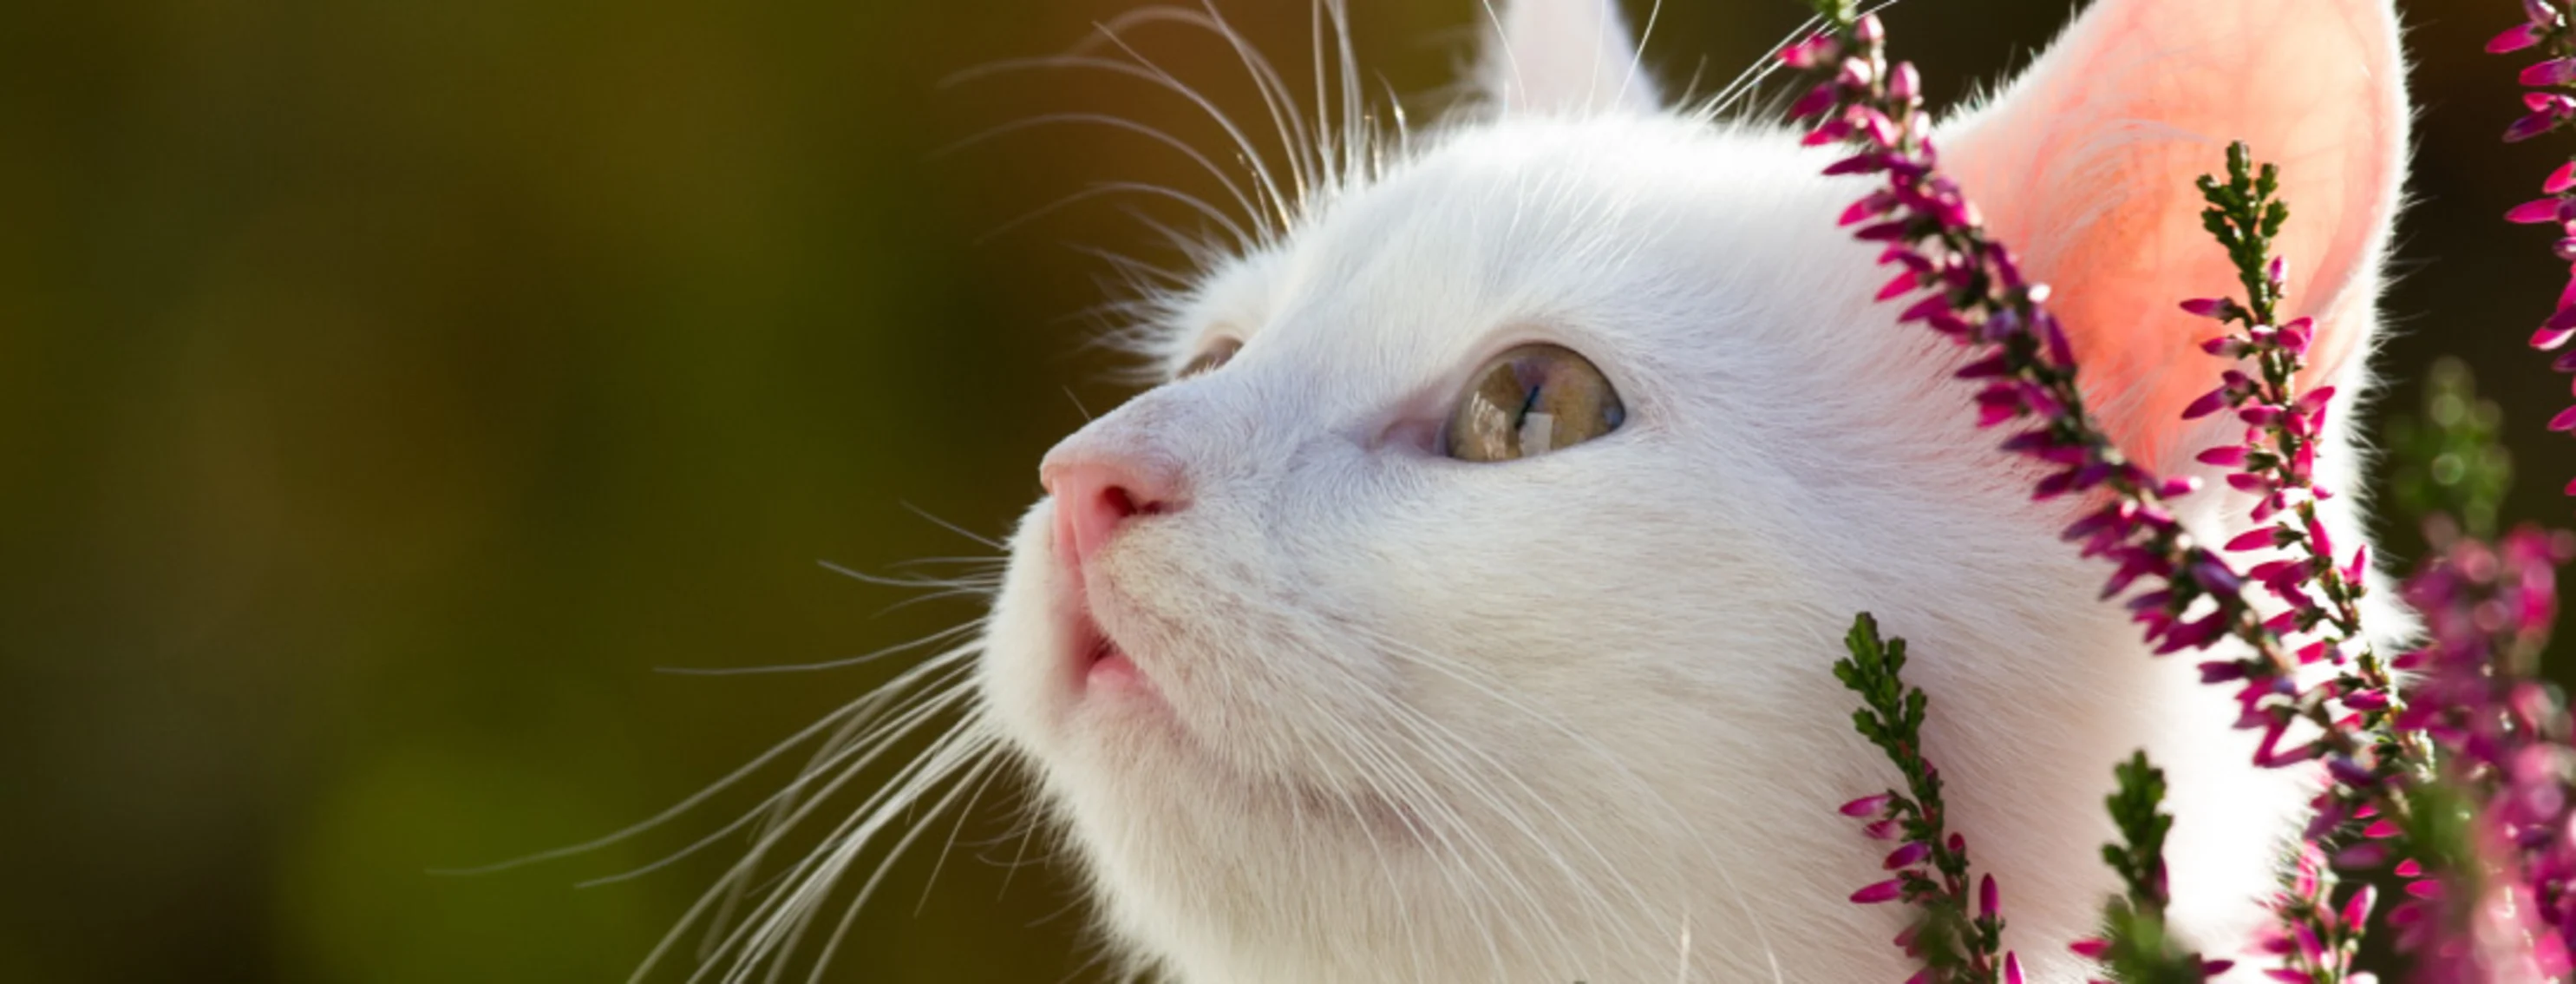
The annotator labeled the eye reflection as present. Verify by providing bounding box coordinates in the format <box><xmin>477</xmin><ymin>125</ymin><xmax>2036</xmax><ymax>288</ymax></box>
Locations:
<box><xmin>1442</xmin><ymin>344</ymin><xmax>1624</xmax><ymax>462</ymax></box>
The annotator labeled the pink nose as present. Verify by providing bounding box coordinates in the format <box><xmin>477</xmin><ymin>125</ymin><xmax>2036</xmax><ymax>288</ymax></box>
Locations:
<box><xmin>1043</xmin><ymin>453</ymin><xmax>1182</xmax><ymax>571</ymax></box>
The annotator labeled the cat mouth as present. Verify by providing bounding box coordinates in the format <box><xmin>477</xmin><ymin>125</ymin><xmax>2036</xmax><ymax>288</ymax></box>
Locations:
<box><xmin>1058</xmin><ymin>567</ymin><xmax>1156</xmax><ymax>702</ymax></box>
<box><xmin>1071</xmin><ymin>608</ymin><xmax>1147</xmax><ymax>695</ymax></box>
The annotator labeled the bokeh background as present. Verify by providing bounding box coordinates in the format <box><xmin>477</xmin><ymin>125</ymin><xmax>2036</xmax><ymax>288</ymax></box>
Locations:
<box><xmin>0</xmin><ymin>0</ymin><xmax>2560</xmax><ymax>981</ymax></box>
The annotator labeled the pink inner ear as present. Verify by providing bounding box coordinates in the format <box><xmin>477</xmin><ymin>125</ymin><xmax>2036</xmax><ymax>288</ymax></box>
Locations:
<box><xmin>1940</xmin><ymin>0</ymin><xmax>2403</xmax><ymax>473</ymax></box>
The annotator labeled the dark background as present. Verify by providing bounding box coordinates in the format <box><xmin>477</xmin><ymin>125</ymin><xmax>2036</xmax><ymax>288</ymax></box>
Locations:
<box><xmin>0</xmin><ymin>1</ymin><xmax>2555</xmax><ymax>981</ymax></box>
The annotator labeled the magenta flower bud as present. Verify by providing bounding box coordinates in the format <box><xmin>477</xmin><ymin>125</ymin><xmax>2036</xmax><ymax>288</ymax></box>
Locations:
<box><xmin>1874</xmin><ymin>270</ymin><xmax>1918</xmax><ymax>300</ymax></box>
<box><xmin>1837</xmin><ymin>58</ymin><xmax>1877</xmax><ymax>89</ymax></box>
<box><xmin>1882</xmin><ymin>841</ymin><xmax>1930</xmax><ymax>869</ymax></box>
<box><xmin>1854</xmin><ymin>14</ymin><xmax>1885</xmax><ymax>43</ymax></box>
<box><xmin>1895</xmin><ymin>294</ymin><xmax>1948</xmax><ymax>324</ymax></box>
<box><xmin>2364</xmin><ymin>818</ymin><xmax>2402</xmax><ymax>839</ymax></box>
<box><xmin>2552</xmin><ymin>161</ymin><xmax>2576</xmax><ymax>194</ymax></box>
<box><xmin>2180</xmin><ymin>297</ymin><xmax>2233</xmax><ymax>318</ymax></box>
<box><xmin>1854</xmin><ymin>219</ymin><xmax>1910</xmax><ymax>240</ymax></box>
<box><xmin>1855</xmin><ymin>108</ymin><xmax>1899</xmax><ymax>148</ymax></box>
<box><xmin>1849</xmin><ymin>878</ymin><xmax>1905</xmax><ymax>904</ymax></box>
<box><xmin>1788</xmin><ymin>83</ymin><xmax>1840</xmax><ymax>121</ymax></box>
<box><xmin>2512</xmin><ymin>197</ymin><xmax>2568</xmax><ymax>224</ymax></box>
<box><xmin>2265</xmin><ymin>255</ymin><xmax>2287</xmax><ymax>290</ymax></box>
<box><xmin>2525</xmin><ymin>58</ymin><xmax>2576</xmax><ymax>87</ymax></box>
<box><xmin>1780</xmin><ymin>33</ymin><xmax>1840</xmax><ymax>69</ymax></box>
<box><xmin>1955</xmin><ymin>355</ymin><xmax>2014</xmax><ymax>380</ymax></box>
<box><xmin>2404</xmin><ymin>878</ymin><xmax>2442</xmax><ymax>900</ymax></box>
<box><xmin>2551</xmin><ymin>404</ymin><xmax>2576</xmax><ymax>432</ymax></box>
<box><xmin>2225</xmin><ymin>528</ymin><xmax>2282</xmax><ymax>552</ymax></box>
<box><xmin>2004</xmin><ymin>953</ymin><xmax>2024</xmax><ymax>984</ymax></box>
<box><xmin>1839</xmin><ymin>793</ymin><xmax>1894</xmax><ymax>817</ymax></box>
<box><xmin>2191</xmin><ymin>558</ymin><xmax>2244</xmax><ymax>594</ymax></box>
<box><xmin>1823</xmin><ymin>152</ymin><xmax>1889</xmax><ymax>176</ymax></box>
<box><xmin>1863</xmin><ymin>817</ymin><xmax>1902</xmax><ymax>840</ymax></box>
<box><xmin>2336</xmin><ymin>843</ymin><xmax>2389</xmax><ymax>868</ymax></box>
<box><xmin>2396</xmin><ymin>858</ymin><xmax>2422</xmax><ymax>877</ymax></box>
<box><xmin>2534</xmin><ymin>317</ymin><xmax>2575</xmax><ymax>351</ymax></box>
<box><xmin>1978</xmin><ymin>874</ymin><xmax>1998</xmax><ymax>920</ymax></box>
<box><xmin>2509</xmin><ymin>110</ymin><xmax>2564</xmax><ymax>143</ymax></box>
<box><xmin>2181</xmin><ymin>386</ymin><xmax>2233</xmax><ymax>420</ymax></box>
<box><xmin>2342</xmin><ymin>882</ymin><xmax>2379</xmax><ymax>929</ymax></box>
<box><xmin>2495</xmin><ymin>23</ymin><xmax>2549</xmax><ymax>53</ymax></box>
<box><xmin>2040</xmin><ymin>317</ymin><xmax>2075</xmax><ymax>368</ymax></box>
<box><xmin>2199</xmin><ymin>660</ymin><xmax>2248</xmax><ymax>683</ymax></box>
<box><xmin>2196</xmin><ymin>445</ymin><xmax>2251</xmax><ymax>468</ymax></box>
<box><xmin>1887</xmin><ymin>62</ymin><xmax>1920</xmax><ymax>103</ymax></box>
<box><xmin>2293</xmin><ymin>922</ymin><xmax>2326</xmax><ymax>963</ymax></box>
<box><xmin>2532</xmin><ymin>0</ymin><xmax>2564</xmax><ymax>26</ymax></box>
<box><xmin>1801</xmin><ymin>120</ymin><xmax>1853</xmax><ymax>147</ymax></box>
<box><xmin>2279</xmin><ymin>317</ymin><xmax>2314</xmax><ymax>355</ymax></box>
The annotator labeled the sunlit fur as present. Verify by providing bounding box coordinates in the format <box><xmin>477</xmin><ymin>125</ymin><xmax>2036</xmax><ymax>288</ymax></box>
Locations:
<box><xmin>664</xmin><ymin>1</ymin><xmax>2414</xmax><ymax>981</ymax></box>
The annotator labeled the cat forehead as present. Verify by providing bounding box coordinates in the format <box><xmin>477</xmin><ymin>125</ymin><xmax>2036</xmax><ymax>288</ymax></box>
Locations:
<box><xmin>1169</xmin><ymin>114</ymin><xmax>1853</xmax><ymax>371</ymax></box>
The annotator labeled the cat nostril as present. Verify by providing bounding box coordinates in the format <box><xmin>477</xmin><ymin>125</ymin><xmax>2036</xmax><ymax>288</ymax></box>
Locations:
<box><xmin>1043</xmin><ymin>455</ymin><xmax>1183</xmax><ymax>570</ymax></box>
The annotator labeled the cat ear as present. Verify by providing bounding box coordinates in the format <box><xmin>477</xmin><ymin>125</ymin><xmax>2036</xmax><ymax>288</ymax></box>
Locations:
<box><xmin>1941</xmin><ymin>0</ymin><xmax>2408</xmax><ymax>470</ymax></box>
<box><xmin>1478</xmin><ymin>0</ymin><xmax>1660</xmax><ymax>115</ymax></box>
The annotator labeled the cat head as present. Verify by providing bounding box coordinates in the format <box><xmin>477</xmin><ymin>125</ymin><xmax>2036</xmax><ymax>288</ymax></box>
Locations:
<box><xmin>976</xmin><ymin>0</ymin><xmax>2408</xmax><ymax>980</ymax></box>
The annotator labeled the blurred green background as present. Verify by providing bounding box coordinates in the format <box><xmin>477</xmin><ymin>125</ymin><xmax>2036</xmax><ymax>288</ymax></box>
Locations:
<box><xmin>0</xmin><ymin>1</ymin><xmax>2564</xmax><ymax>981</ymax></box>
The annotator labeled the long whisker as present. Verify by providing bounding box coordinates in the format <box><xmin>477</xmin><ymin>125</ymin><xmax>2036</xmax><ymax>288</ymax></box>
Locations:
<box><xmin>1086</xmin><ymin>24</ymin><xmax>1294</xmax><ymax>239</ymax></box>
<box><xmin>898</xmin><ymin>504</ymin><xmax>1010</xmax><ymax>552</ymax></box>
<box><xmin>434</xmin><ymin>693</ymin><xmax>882</xmax><ymax>877</ymax></box>
<box><xmin>938</xmin><ymin>111</ymin><xmax>1265</xmax><ymax>246</ymax></box>
<box><xmin>976</xmin><ymin>180</ymin><xmax>1256</xmax><ymax>251</ymax></box>
<box><xmin>664</xmin><ymin>703</ymin><xmax>991</xmax><ymax>981</ymax></box>
<box><xmin>656</xmin><ymin>620</ymin><xmax>985</xmax><ymax>677</ymax></box>
<box><xmin>590</xmin><ymin>653</ymin><xmax>982</xmax><ymax>890</ymax></box>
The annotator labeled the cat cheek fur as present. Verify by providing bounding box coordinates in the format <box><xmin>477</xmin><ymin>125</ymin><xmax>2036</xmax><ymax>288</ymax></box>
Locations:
<box><xmin>975</xmin><ymin>0</ymin><xmax>2411</xmax><ymax>981</ymax></box>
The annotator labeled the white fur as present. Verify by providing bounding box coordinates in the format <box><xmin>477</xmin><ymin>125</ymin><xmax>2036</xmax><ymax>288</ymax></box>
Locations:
<box><xmin>901</xmin><ymin>1</ymin><xmax>2410</xmax><ymax>981</ymax></box>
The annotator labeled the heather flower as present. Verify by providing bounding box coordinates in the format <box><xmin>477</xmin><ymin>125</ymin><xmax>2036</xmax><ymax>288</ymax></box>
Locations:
<box><xmin>2494</xmin><ymin>0</ymin><xmax>2576</xmax><ymax>465</ymax></box>
<box><xmin>1784</xmin><ymin>5</ymin><xmax>2576</xmax><ymax>981</ymax></box>
<box><xmin>1832</xmin><ymin>614</ymin><xmax>2020</xmax><ymax>984</ymax></box>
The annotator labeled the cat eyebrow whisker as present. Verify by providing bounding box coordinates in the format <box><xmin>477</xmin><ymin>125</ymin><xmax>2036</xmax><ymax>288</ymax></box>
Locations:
<box><xmin>977</xmin><ymin>180</ymin><xmax>1257</xmax><ymax>253</ymax></box>
<box><xmin>1699</xmin><ymin>0</ymin><xmax>1906</xmax><ymax>124</ymax></box>
<box><xmin>1086</xmin><ymin>3</ymin><xmax>1319</xmax><ymax>218</ymax></box>
<box><xmin>1082</xmin><ymin>23</ymin><xmax>1296</xmax><ymax>239</ymax></box>
<box><xmin>937</xmin><ymin>110</ymin><xmax>1266</xmax><ymax>247</ymax></box>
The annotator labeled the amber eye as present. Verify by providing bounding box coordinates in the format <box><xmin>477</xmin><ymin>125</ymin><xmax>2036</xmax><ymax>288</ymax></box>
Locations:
<box><xmin>1442</xmin><ymin>344</ymin><xmax>1625</xmax><ymax>462</ymax></box>
<box><xmin>1176</xmin><ymin>338</ymin><xmax>1242</xmax><ymax>380</ymax></box>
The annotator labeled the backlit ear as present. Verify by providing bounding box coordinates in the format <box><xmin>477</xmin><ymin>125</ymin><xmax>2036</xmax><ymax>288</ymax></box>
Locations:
<box><xmin>1478</xmin><ymin>0</ymin><xmax>1660</xmax><ymax>115</ymax></box>
<box><xmin>1942</xmin><ymin>0</ymin><xmax>2408</xmax><ymax>470</ymax></box>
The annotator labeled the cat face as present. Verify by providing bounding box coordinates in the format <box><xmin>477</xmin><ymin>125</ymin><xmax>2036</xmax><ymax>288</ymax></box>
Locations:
<box><xmin>971</xmin><ymin>1</ymin><xmax>2409</xmax><ymax>981</ymax></box>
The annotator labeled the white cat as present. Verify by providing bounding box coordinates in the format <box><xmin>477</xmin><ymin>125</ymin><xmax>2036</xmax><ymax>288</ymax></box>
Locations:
<box><xmin>690</xmin><ymin>1</ymin><xmax>2415</xmax><ymax>981</ymax></box>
